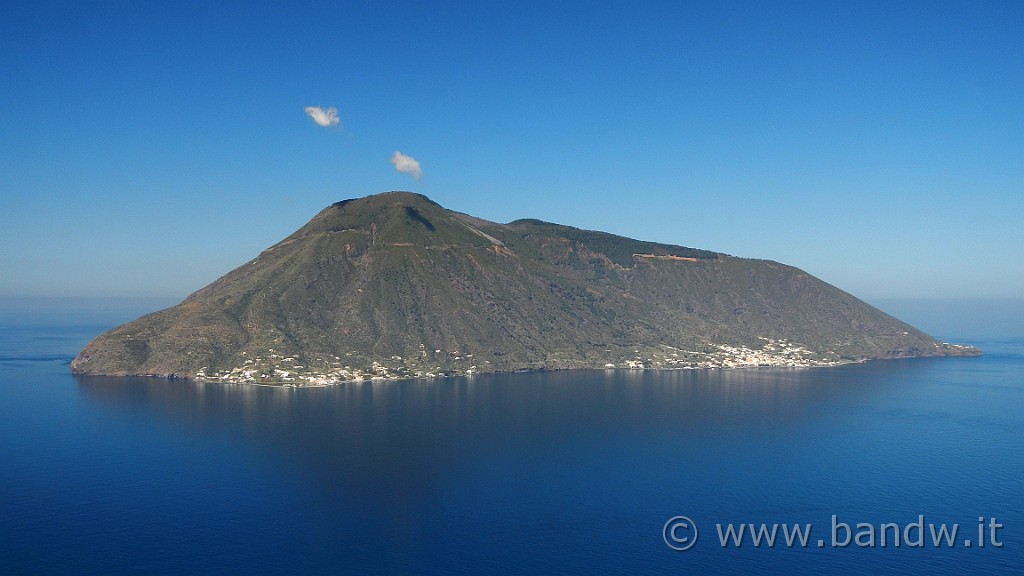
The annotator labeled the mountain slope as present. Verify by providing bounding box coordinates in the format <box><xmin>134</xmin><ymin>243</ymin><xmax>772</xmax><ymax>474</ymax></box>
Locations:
<box><xmin>72</xmin><ymin>192</ymin><xmax>978</xmax><ymax>383</ymax></box>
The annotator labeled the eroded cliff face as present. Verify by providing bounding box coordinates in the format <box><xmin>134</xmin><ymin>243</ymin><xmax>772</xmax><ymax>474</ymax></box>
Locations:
<box><xmin>72</xmin><ymin>191</ymin><xmax>979</xmax><ymax>384</ymax></box>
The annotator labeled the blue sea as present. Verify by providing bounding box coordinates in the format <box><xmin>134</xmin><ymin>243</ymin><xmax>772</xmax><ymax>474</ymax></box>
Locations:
<box><xmin>1</xmin><ymin>298</ymin><xmax>1021</xmax><ymax>575</ymax></box>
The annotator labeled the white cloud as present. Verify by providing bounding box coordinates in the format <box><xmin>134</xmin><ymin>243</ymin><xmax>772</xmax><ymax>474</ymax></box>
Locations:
<box><xmin>304</xmin><ymin>106</ymin><xmax>341</xmax><ymax>128</ymax></box>
<box><xmin>390</xmin><ymin>151</ymin><xmax>423</xmax><ymax>180</ymax></box>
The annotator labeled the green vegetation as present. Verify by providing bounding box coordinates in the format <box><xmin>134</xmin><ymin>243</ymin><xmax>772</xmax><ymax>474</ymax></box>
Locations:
<box><xmin>507</xmin><ymin>219</ymin><xmax>718</xmax><ymax>265</ymax></box>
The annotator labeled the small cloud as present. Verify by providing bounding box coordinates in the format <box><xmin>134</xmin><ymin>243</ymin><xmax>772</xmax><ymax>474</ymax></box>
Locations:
<box><xmin>390</xmin><ymin>151</ymin><xmax>423</xmax><ymax>180</ymax></box>
<box><xmin>304</xmin><ymin>106</ymin><xmax>341</xmax><ymax>128</ymax></box>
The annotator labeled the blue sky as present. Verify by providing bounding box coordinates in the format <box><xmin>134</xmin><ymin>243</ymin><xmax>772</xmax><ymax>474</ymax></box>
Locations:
<box><xmin>1</xmin><ymin>1</ymin><xmax>1021</xmax><ymax>300</ymax></box>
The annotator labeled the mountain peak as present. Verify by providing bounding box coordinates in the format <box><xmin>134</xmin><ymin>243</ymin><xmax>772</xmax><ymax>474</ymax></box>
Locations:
<box><xmin>299</xmin><ymin>191</ymin><xmax>493</xmax><ymax>248</ymax></box>
<box><xmin>332</xmin><ymin>190</ymin><xmax>439</xmax><ymax>209</ymax></box>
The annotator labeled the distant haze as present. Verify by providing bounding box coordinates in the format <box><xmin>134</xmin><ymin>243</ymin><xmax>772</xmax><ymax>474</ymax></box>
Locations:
<box><xmin>870</xmin><ymin>299</ymin><xmax>1024</xmax><ymax>341</ymax></box>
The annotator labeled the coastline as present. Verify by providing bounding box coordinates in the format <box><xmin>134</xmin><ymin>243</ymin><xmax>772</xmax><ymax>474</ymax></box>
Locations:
<box><xmin>74</xmin><ymin>343</ymin><xmax>981</xmax><ymax>388</ymax></box>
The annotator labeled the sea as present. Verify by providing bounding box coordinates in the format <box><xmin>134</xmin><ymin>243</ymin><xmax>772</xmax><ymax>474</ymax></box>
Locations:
<box><xmin>1</xmin><ymin>297</ymin><xmax>1021</xmax><ymax>575</ymax></box>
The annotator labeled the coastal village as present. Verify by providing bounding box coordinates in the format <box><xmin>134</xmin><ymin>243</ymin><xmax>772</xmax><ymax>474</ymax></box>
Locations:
<box><xmin>195</xmin><ymin>336</ymin><xmax>848</xmax><ymax>387</ymax></box>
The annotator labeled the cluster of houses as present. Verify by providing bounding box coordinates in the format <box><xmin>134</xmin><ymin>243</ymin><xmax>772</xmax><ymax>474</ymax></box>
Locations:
<box><xmin>196</xmin><ymin>337</ymin><xmax>840</xmax><ymax>386</ymax></box>
<box><xmin>611</xmin><ymin>338</ymin><xmax>841</xmax><ymax>370</ymax></box>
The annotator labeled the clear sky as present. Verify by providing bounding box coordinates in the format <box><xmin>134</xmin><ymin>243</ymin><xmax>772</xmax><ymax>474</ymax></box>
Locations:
<box><xmin>1</xmin><ymin>1</ymin><xmax>1021</xmax><ymax>301</ymax></box>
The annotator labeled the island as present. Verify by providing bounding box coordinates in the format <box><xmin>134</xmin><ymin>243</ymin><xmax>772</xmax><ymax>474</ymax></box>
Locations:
<box><xmin>72</xmin><ymin>191</ymin><xmax>979</xmax><ymax>385</ymax></box>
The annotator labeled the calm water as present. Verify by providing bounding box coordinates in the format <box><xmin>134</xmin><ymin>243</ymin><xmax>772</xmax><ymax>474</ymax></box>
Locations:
<box><xmin>1</xmin><ymin>304</ymin><xmax>1021</xmax><ymax>574</ymax></box>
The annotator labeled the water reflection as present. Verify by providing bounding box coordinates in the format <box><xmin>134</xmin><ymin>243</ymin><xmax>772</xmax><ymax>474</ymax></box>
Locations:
<box><xmin>74</xmin><ymin>367</ymin><xmax>885</xmax><ymax>515</ymax></box>
<box><xmin>71</xmin><ymin>356</ymin><xmax>1024</xmax><ymax>576</ymax></box>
